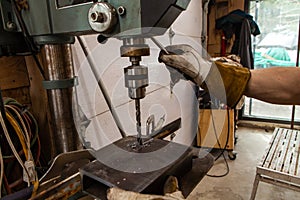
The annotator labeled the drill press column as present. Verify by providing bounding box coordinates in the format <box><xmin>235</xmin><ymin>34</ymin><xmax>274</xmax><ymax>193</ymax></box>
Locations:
<box><xmin>121</xmin><ymin>38</ymin><xmax>150</xmax><ymax>144</ymax></box>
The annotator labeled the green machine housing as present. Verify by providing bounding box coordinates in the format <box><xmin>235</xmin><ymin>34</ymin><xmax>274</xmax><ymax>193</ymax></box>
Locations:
<box><xmin>0</xmin><ymin>0</ymin><xmax>191</xmax><ymax>55</ymax></box>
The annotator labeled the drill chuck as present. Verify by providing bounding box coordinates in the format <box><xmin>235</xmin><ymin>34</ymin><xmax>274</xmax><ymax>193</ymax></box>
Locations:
<box><xmin>124</xmin><ymin>65</ymin><xmax>148</xmax><ymax>99</ymax></box>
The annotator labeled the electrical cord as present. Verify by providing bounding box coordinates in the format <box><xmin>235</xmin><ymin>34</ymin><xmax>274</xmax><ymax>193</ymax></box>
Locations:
<box><xmin>0</xmin><ymin>97</ymin><xmax>41</xmax><ymax>197</ymax></box>
<box><xmin>5</xmin><ymin>105</ymin><xmax>33</xmax><ymax>161</ymax></box>
<box><xmin>3</xmin><ymin>98</ymin><xmax>39</xmax><ymax>148</ymax></box>
<box><xmin>5</xmin><ymin>111</ymin><xmax>29</xmax><ymax>161</ymax></box>
<box><xmin>0</xmin><ymin>111</ymin><xmax>30</xmax><ymax>183</ymax></box>
<box><xmin>0</xmin><ymin>98</ymin><xmax>40</xmax><ymax>194</ymax></box>
<box><xmin>5</xmin><ymin>106</ymin><xmax>31</xmax><ymax>149</ymax></box>
<box><xmin>206</xmin><ymin>107</ymin><xmax>231</xmax><ymax>178</ymax></box>
<box><xmin>214</xmin><ymin>108</ymin><xmax>230</xmax><ymax>161</ymax></box>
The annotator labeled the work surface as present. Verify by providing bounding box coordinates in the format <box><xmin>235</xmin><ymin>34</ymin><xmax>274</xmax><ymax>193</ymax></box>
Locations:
<box><xmin>80</xmin><ymin>137</ymin><xmax>214</xmax><ymax>199</ymax></box>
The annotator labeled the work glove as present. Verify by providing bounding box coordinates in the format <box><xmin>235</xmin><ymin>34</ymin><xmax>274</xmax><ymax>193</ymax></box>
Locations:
<box><xmin>158</xmin><ymin>44</ymin><xmax>211</xmax><ymax>87</ymax></box>
<box><xmin>158</xmin><ymin>44</ymin><xmax>251</xmax><ymax>108</ymax></box>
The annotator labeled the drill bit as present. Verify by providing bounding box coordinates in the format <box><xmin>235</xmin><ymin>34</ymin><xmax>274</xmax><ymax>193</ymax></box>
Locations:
<box><xmin>135</xmin><ymin>99</ymin><xmax>143</xmax><ymax>145</ymax></box>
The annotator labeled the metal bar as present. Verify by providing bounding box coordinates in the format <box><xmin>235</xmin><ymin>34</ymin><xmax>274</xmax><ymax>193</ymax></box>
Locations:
<box><xmin>76</xmin><ymin>36</ymin><xmax>126</xmax><ymax>138</ymax></box>
<box><xmin>291</xmin><ymin>17</ymin><xmax>300</xmax><ymax>129</ymax></box>
<box><xmin>259</xmin><ymin>175</ymin><xmax>300</xmax><ymax>192</ymax></box>
<box><xmin>42</xmin><ymin>44</ymin><xmax>80</xmax><ymax>156</ymax></box>
<box><xmin>150</xmin><ymin>37</ymin><xmax>169</xmax><ymax>55</ymax></box>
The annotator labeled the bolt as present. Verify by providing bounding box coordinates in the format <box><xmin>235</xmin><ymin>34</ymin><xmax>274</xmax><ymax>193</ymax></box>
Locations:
<box><xmin>117</xmin><ymin>6</ymin><xmax>126</xmax><ymax>16</ymax></box>
<box><xmin>90</xmin><ymin>12</ymin><xmax>107</xmax><ymax>23</ymax></box>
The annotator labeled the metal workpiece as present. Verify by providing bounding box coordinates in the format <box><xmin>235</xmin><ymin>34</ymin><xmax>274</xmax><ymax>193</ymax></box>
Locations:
<box><xmin>42</xmin><ymin>44</ymin><xmax>81</xmax><ymax>157</ymax></box>
<box><xmin>80</xmin><ymin>138</ymin><xmax>214</xmax><ymax>199</ymax></box>
<box><xmin>88</xmin><ymin>2</ymin><xmax>118</xmax><ymax>33</ymax></box>
<box><xmin>146</xmin><ymin>115</ymin><xmax>155</xmax><ymax>136</ymax></box>
<box><xmin>80</xmin><ymin>137</ymin><xmax>195</xmax><ymax>199</ymax></box>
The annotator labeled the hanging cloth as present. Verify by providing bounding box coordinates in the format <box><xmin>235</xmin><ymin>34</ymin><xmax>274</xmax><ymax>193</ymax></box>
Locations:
<box><xmin>216</xmin><ymin>9</ymin><xmax>260</xmax><ymax>69</ymax></box>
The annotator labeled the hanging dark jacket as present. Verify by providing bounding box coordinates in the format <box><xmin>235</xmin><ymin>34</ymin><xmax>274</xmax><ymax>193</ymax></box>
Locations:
<box><xmin>216</xmin><ymin>9</ymin><xmax>260</xmax><ymax>69</ymax></box>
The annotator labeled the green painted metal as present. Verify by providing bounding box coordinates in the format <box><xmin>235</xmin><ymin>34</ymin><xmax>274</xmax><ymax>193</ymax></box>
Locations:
<box><xmin>1</xmin><ymin>0</ymin><xmax>191</xmax><ymax>43</ymax></box>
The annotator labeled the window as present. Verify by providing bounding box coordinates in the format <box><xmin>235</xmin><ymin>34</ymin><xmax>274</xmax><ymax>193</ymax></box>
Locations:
<box><xmin>243</xmin><ymin>0</ymin><xmax>300</xmax><ymax>123</ymax></box>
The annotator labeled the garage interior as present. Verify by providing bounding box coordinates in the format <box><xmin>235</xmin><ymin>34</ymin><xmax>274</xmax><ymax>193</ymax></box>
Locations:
<box><xmin>0</xmin><ymin>0</ymin><xmax>299</xmax><ymax>199</ymax></box>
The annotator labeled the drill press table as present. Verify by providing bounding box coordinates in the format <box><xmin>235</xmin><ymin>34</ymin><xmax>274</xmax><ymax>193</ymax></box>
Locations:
<box><xmin>80</xmin><ymin>136</ymin><xmax>214</xmax><ymax>199</ymax></box>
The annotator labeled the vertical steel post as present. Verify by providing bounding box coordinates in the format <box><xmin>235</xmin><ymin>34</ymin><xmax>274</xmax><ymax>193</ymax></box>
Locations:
<box><xmin>42</xmin><ymin>44</ymin><xmax>80</xmax><ymax>156</ymax></box>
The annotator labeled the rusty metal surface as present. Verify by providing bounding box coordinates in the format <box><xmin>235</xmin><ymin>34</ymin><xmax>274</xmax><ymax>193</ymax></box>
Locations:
<box><xmin>31</xmin><ymin>150</ymin><xmax>95</xmax><ymax>200</ymax></box>
<box><xmin>42</xmin><ymin>44</ymin><xmax>81</xmax><ymax>156</ymax></box>
<box><xmin>30</xmin><ymin>141</ymin><xmax>213</xmax><ymax>200</ymax></box>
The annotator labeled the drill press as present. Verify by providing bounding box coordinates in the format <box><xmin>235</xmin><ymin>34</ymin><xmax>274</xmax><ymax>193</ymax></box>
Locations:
<box><xmin>0</xmin><ymin>0</ymin><xmax>191</xmax><ymax>156</ymax></box>
<box><xmin>0</xmin><ymin>1</ymin><xmax>212</xmax><ymax>199</ymax></box>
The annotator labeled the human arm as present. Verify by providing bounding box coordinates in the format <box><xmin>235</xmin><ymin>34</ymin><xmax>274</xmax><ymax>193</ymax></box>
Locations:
<box><xmin>245</xmin><ymin>67</ymin><xmax>300</xmax><ymax>105</ymax></box>
<box><xmin>158</xmin><ymin>44</ymin><xmax>300</xmax><ymax>106</ymax></box>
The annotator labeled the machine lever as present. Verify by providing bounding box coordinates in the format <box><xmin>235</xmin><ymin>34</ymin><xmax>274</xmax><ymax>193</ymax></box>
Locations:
<box><xmin>150</xmin><ymin>37</ymin><xmax>170</xmax><ymax>55</ymax></box>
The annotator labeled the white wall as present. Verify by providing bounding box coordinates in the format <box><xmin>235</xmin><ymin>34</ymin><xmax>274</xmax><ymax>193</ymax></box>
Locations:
<box><xmin>72</xmin><ymin>1</ymin><xmax>203</xmax><ymax>151</ymax></box>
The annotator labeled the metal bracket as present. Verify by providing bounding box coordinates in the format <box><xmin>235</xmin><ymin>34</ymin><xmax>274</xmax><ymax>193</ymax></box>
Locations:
<box><xmin>42</xmin><ymin>76</ymin><xmax>78</xmax><ymax>90</ymax></box>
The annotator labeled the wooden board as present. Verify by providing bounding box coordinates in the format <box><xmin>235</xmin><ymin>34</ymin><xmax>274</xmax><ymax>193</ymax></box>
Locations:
<box><xmin>1</xmin><ymin>86</ymin><xmax>31</xmax><ymax>105</ymax></box>
<box><xmin>252</xmin><ymin>128</ymin><xmax>300</xmax><ymax>200</ymax></box>
<box><xmin>197</xmin><ymin>109</ymin><xmax>234</xmax><ymax>150</ymax></box>
<box><xmin>25</xmin><ymin>55</ymin><xmax>54</xmax><ymax>161</ymax></box>
<box><xmin>0</xmin><ymin>56</ymin><xmax>29</xmax><ymax>90</ymax></box>
<box><xmin>261</xmin><ymin>128</ymin><xmax>300</xmax><ymax>176</ymax></box>
<box><xmin>207</xmin><ymin>0</ymin><xmax>245</xmax><ymax>56</ymax></box>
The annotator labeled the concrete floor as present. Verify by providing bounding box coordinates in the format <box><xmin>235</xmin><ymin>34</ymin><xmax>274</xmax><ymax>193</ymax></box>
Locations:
<box><xmin>187</xmin><ymin>126</ymin><xmax>300</xmax><ymax>200</ymax></box>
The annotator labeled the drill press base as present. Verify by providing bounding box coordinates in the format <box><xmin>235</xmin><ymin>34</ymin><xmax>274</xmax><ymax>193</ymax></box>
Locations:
<box><xmin>80</xmin><ymin>137</ymin><xmax>194</xmax><ymax>199</ymax></box>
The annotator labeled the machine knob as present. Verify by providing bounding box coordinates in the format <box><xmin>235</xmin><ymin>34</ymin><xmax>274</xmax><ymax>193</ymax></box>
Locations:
<box><xmin>88</xmin><ymin>2</ymin><xmax>117</xmax><ymax>33</ymax></box>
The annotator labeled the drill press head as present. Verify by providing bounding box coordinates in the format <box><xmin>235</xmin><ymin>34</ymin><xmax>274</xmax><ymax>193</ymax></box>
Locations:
<box><xmin>88</xmin><ymin>0</ymin><xmax>191</xmax><ymax>100</ymax></box>
<box><xmin>88</xmin><ymin>0</ymin><xmax>191</xmax><ymax>38</ymax></box>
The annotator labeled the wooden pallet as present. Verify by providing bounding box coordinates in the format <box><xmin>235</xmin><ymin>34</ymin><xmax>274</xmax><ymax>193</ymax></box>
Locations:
<box><xmin>250</xmin><ymin>128</ymin><xmax>300</xmax><ymax>200</ymax></box>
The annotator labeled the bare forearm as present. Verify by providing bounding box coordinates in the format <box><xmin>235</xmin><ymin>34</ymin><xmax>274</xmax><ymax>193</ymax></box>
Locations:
<box><xmin>244</xmin><ymin>67</ymin><xmax>300</xmax><ymax>105</ymax></box>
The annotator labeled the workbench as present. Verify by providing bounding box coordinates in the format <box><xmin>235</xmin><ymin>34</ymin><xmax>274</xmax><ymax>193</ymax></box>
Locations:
<box><xmin>250</xmin><ymin>128</ymin><xmax>300</xmax><ymax>199</ymax></box>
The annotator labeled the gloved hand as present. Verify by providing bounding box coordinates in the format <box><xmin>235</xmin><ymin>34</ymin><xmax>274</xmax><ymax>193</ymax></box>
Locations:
<box><xmin>158</xmin><ymin>44</ymin><xmax>211</xmax><ymax>86</ymax></box>
<box><xmin>159</xmin><ymin>44</ymin><xmax>251</xmax><ymax>108</ymax></box>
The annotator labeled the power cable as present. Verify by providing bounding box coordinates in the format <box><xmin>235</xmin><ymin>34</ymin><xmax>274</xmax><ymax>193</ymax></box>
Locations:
<box><xmin>0</xmin><ymin>111</ymin><xmax>30</xmax><ymax>185</ymax></box>
<box><xmin>206</xmin><ymin>107</ymin><xmax>230</xmax><ymax>178</ymax></box>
